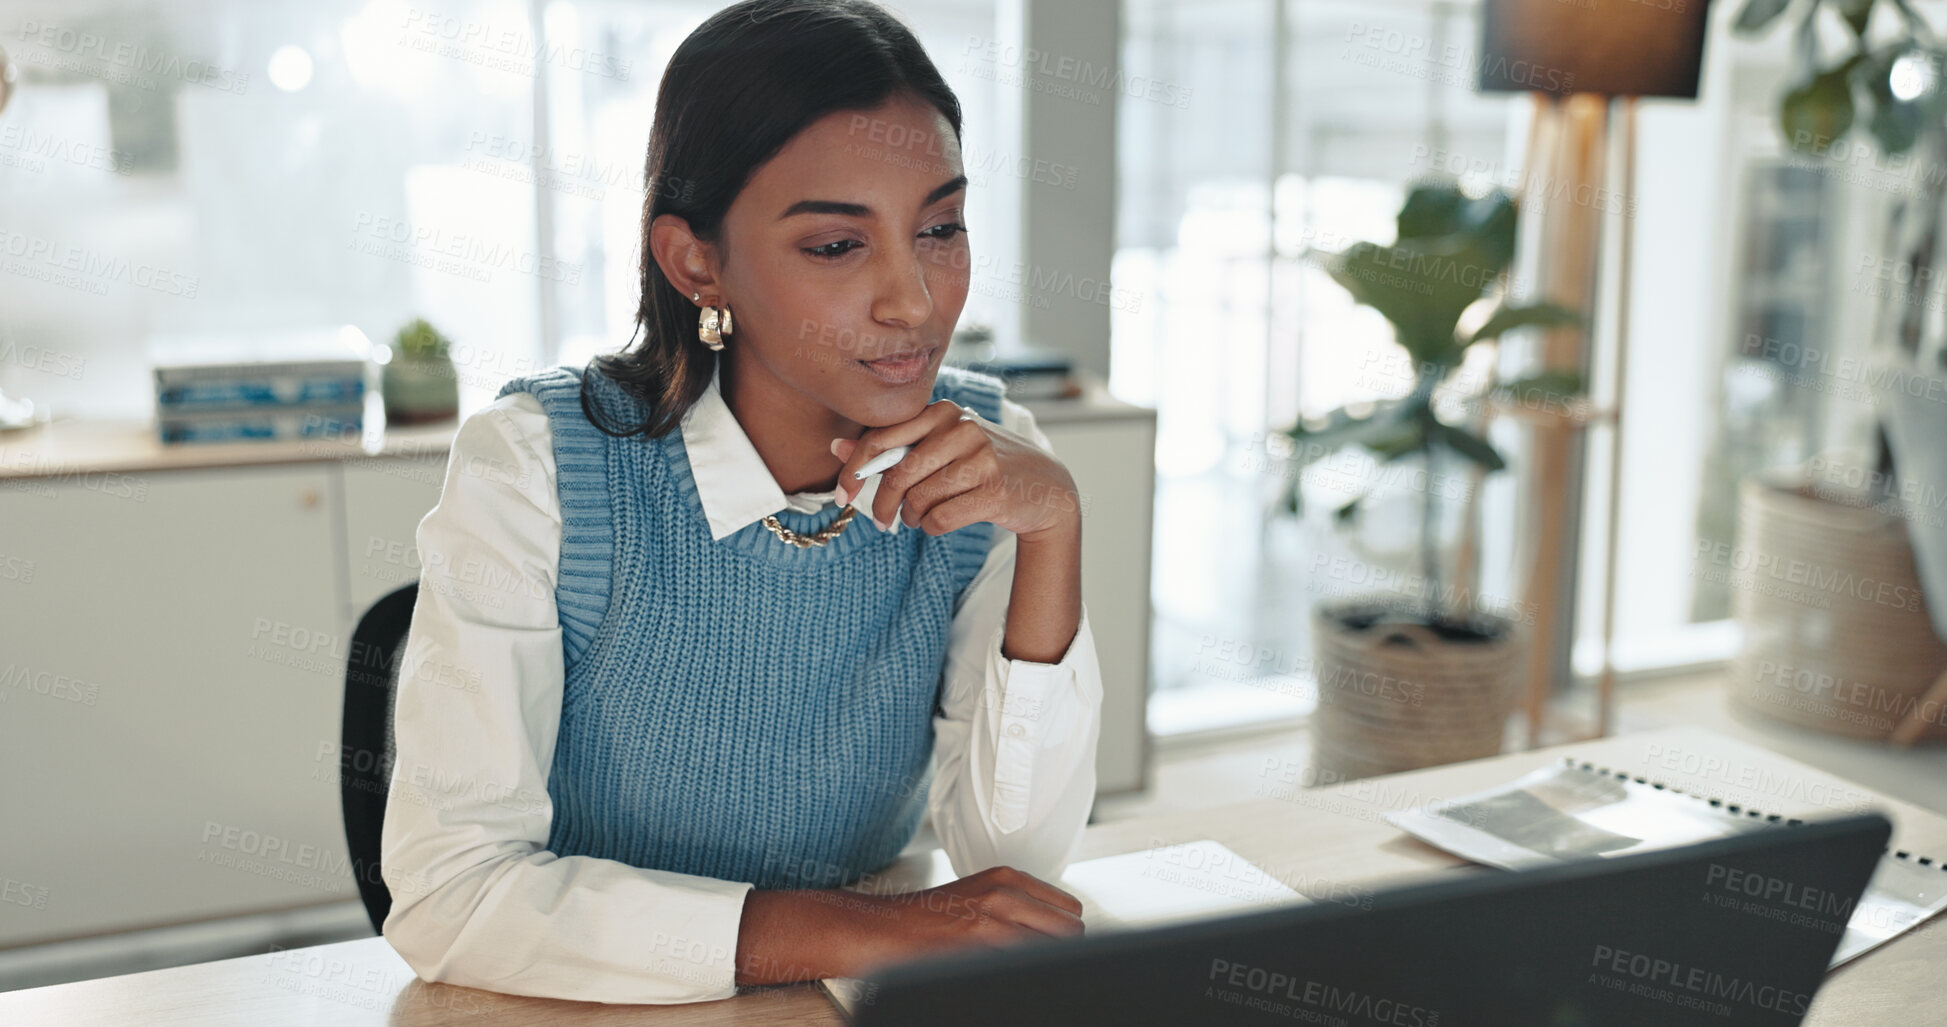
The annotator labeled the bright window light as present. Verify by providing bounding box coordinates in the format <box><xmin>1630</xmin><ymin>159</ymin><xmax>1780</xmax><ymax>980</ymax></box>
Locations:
<box><xmin>267</xmin><ymin>44</ymin><xmax>313</xmax><ymax>92</ymax></box>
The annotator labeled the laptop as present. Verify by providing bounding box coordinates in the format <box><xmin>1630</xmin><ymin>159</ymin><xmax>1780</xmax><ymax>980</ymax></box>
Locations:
<box><xmin>851</xmin><ymin>813</ymin><xmax>1890</xmax><ymax>1026</ymax></box>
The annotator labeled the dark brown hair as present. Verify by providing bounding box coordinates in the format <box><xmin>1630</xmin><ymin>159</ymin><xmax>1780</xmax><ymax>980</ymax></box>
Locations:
<box><xmin>581</xmin><ymin>0</ymin><xmax>964</xmax><ymax>437</ymax></box>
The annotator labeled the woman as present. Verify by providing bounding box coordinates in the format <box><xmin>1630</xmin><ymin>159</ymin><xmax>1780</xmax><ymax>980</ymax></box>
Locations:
<box><xmin>379</xmin><ymin>0</ymin><xmax>1103</xmax><ymax>1004</ymax></box>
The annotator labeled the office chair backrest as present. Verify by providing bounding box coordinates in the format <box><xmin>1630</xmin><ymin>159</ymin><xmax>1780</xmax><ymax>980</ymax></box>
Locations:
<box><xmin>340</xmin><ymin>583</ymin><xmax>418</xmax><ymax>934</ymax></box>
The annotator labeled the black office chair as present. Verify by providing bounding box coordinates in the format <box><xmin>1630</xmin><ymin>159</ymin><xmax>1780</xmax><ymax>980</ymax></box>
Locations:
<box><xmin>340</xmin><ymin>582</ymin><xmax>418</xmax><ymax>934</ymax></box>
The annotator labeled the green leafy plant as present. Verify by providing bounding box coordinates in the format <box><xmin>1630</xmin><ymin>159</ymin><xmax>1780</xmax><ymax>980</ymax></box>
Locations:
<box><xmin>392</xmin><ymin>318</ymin><xmax>452</xmax><ymax>362</ymax></box>
<box><xmin>1279</xmin><ymin>182</ymin><xmax>1580</xmax><ymax>629</ymax></box>
<box><xmin>1734</xmin><ymin>0</ymin><xmax>1947</xmax><ymax>492</ymax></box>
<box><xmin>1734</xmin><ymin>0</ymin><xmax>1947</xmax><ymax>168</ymax></box>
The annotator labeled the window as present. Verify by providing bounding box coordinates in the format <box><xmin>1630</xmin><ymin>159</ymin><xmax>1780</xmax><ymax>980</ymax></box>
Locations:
<box><xmin>0</xmin><ymin>0</ymin><xmax>1008</xmax><ymax>419</ymax></box>
<box><xmin>1120</xmin><ymin>0</ymin><xmax>1905</xmax><ymax>739</ymax></box>
<box><xmin>1117</xmin><ymin>0</ymin><xmax>1520</xmax><ymax>734</ymax></box>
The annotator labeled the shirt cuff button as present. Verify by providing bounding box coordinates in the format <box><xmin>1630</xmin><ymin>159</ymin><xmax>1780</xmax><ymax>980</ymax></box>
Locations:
<box><xmin>1006</xmin><ymin>722</ymin><xmax>1026</xmax><ymax>738</ymax></box>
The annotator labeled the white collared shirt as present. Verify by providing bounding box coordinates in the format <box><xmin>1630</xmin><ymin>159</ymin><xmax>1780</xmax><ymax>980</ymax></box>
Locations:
<box><xmin>379</xmin><ymin>364</ymin><xmax>1103</xmax><ymax>1003</ymax></box>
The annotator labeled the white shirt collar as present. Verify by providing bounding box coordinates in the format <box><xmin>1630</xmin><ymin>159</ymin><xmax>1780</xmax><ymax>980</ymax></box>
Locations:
<box><xmin>678</xmin><ymin>361</ymin><xmax>897</xmax><ymax>541</ymax></box>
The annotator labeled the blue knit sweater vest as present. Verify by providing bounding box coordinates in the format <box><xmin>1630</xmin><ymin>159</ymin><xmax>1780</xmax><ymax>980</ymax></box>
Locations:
<box><xmin>497</xmin><ymin>363</ymin><xmax>1006</xmax><ymax>889</ymax></box>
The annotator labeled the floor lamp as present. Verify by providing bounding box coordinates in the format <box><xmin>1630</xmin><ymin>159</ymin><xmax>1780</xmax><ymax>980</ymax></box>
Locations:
<box><xmin>1474</xmin><ymin>0</ymin><xmax>1711</xmax><ymax>743</ymax></box>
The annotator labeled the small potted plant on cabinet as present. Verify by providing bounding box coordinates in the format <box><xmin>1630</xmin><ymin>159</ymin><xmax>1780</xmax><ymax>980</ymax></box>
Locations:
<box><xmin>381</xmin><ymin>318</ymin><xmax>460</xmax><ymax>425</ymax></box>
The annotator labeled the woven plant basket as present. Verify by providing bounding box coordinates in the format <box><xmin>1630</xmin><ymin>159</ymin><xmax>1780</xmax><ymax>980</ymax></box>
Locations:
<box><xmin>1727</xmin><ymin>473</ymin><xmax>1947</xmax><ymax>741</ymax></box>
<box><xmin>1308</xmin><ymin>602</ymin><xmax>1522</xmax><ymax>782</ymax></box>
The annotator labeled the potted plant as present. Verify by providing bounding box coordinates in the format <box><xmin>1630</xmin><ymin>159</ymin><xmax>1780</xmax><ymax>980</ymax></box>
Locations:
<box><xmin>381</xmin><ymin>318</ymin><xmax>460</xmax><ymax>425</ymax></box>
<box><xmin>1725</xmin><ymin>0</ymin><xmax>1947</xmax><ymax>740</ymax></box>
<box><xmin>1278</xmin><ymin>181</ymin><xmax>1579</xmax><ymax>781</ymax></box>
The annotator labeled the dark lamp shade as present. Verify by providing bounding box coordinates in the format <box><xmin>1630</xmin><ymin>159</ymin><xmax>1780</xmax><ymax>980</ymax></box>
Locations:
<box><xmin>1477</xmin><ymin>0</ymin><xmax>1711</xmax><ymax>98</ymax></box>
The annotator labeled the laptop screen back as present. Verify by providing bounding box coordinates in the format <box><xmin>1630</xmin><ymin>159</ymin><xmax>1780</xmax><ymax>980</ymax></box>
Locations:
<box><xmin>854</xmin><ymin>814</ymin><xmax>1890</xmax><ymax>1026</ymax></box>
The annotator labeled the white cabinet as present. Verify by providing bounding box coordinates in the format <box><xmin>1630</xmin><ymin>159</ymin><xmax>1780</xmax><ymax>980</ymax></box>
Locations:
<box><xmin>340</xmin><ymin>460</ymin><xmax>447</xmax><ymax>620</ymax></box>
<box><xmin>1028</xmin><ymin>395</ymin><xmax>1156</xmax><ymax>797</ymax></box>
<box><xmin>2</xmin><ymin>467</ymin><xmax>355</xmax><ymax>946</ymax></box>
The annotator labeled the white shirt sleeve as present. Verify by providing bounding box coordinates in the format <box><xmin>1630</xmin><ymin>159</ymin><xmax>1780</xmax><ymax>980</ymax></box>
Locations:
<box><xmin>926</xmin><ymin>397</ymin><xmax>1105</xmax><ymax>882</ymax></box>
<box><xmin>379</xmin><ymin>394</ymin><xmax>754</xmax><ymax>1004</ymax></box>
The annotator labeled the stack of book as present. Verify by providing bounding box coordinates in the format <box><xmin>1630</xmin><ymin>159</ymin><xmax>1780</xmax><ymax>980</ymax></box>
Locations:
<box><xmin>952</xmin><ymin>344</ymin><xmax>1075</xmax><ymax>401</ymax></box>
<box><xmin>151</xmin><ymin>327</ymin><xmax>371</xmax><ymax>444</ymax></box>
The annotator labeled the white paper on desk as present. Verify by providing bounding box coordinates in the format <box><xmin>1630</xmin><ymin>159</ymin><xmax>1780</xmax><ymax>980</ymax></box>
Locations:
<box><xmin>1382</xmin><ymin>762</ymin><xmax>1947</xmax><ymax>969</ymax></box>
<box><xmin>819</xmin><ymin>840</ymin><xmax>1308</xmax><ymax>1018</ymax></box>
<box><xmin>1383</xmin><ymin>763</ymin><xmax>1766</xmax><ymax>871</ymax></box>
<box><xmin>1831</xmin><ymin>855</ymin><xmax>1947</xmax><ymax>965</ymax></box>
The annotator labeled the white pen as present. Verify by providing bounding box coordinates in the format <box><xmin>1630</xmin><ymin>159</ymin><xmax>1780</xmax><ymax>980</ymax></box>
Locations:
<box><xmin>853</xmin><ymin>444</ymin><xmax>911</xmax><ymax>480</ymax></box>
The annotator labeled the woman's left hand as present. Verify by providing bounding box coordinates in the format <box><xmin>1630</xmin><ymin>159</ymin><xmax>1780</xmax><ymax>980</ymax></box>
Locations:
<box><xmin>830</xmin><ymin>400</ymin><xmax>1082</xmax><ymax>543</ymax></box>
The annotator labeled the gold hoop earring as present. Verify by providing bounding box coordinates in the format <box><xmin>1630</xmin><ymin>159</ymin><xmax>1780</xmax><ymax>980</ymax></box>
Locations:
<box><xmin>698</xmin><ymin>305</ymin><xmax>724</xmax><ymax>351</ymax></box>
<box><xmin>719</xmin><ymin>304</ymin><xmax>733</xmax><ymax>337</ymax></box>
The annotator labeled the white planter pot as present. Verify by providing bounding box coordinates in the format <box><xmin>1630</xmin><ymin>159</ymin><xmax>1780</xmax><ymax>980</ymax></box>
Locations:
<box><xmin>1308</xmin><ymin>603</ymin><xmax>1522</xmax><ymax>782</ymax></box>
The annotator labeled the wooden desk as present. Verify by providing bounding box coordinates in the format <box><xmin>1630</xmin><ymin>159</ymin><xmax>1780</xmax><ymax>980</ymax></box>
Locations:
<box><xmin>3</xmin><ymin>726</ymin><xmax>1939</xmax><ymax>1025</ymax></box>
